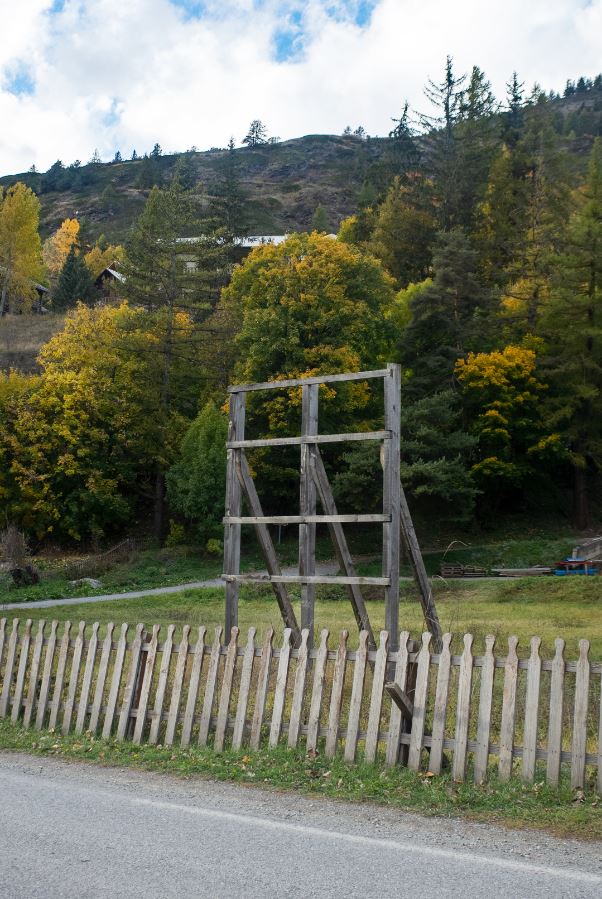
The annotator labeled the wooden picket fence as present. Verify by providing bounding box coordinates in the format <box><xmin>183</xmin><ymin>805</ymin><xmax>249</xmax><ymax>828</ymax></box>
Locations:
<box><xmin>0</xmin><ymin>616</ymin><xmax>600</xmax><ymax>791</ymax></box>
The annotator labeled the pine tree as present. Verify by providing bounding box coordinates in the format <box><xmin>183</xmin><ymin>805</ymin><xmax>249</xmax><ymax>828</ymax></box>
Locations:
<box><xmin>503</xmin><ymin>72</ymin><xmax>525</xmax><ymax>148</ymax></box>
<box><xmin>242</xmin><ymin>120</ymin><xmax>267</xmax><ymax>147</ymax></box>
<box><xmin>369</xmin><ymin>176</ymin><xmax>436</xmax><ymax>287</ymax></box>
<box><xmin>310</xmin><ymin>204</ymin><xmax>329</xmax><ymax>233</ymax></box>
<box><xmin>213</xmin><ymin>138</ymin><xmax>249</xmax><ymax>238</ymax></box>
<box><xmin>53</xmin><ymin>245</ymin><xmax>94</xmax><ymax>310</ymax></box>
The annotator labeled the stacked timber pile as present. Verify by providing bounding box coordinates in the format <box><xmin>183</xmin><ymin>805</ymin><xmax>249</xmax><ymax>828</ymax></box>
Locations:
<box><xmin>440</xmin><ymin>562</ymin><xmax>486</xmax><ymax>578</ymax></box>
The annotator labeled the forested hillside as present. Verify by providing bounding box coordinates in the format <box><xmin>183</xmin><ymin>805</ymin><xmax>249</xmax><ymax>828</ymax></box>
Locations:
<box><xmin>1</xmin><ymin>63</ymin><xmax>602</xmax><ymax>546</ymax></box>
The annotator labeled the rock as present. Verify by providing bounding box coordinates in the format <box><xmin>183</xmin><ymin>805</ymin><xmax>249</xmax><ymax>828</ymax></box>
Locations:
<box><xmin>69</xmin><ymin>577</ymin><xmax>102</xmax><ymax>589</ymax></box>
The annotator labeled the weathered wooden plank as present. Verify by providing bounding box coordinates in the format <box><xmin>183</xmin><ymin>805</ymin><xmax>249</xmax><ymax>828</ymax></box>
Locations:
<box><xmin>116</xmin><ymin>623</ymin><xmax>145</xmax><ymax>741</ymax></box>
<box><xmin>473</xmin><ymin>635</ymin><xmax>496</xmax><ymax>784</ymax></box>
<box><xmin>344</xmin><ymin>630</ymin><xmax>369</xmax><ymax>762</ymax></box>
<box><xmin>498</xmin><ymin>635</ymin><xmax>519</xmax><ymax>782</ymax></box>
<box><xmin>102</xmin><ymin>623</ymin><xmax>129</xmax><ymax>739</ymax></box>
<box><xmin>11</xmin><ymin>619</ymin><xmax>32</xmax><ymax>724</ymax></box>
<box><xmin>269</xmin><ymin>629</ymin><xmax>293</xmax><ymax>748</ymax></box>
<box><xmin>224</xmin><ymin>574</ymin><xmax>390</xmax><ymax>587</ymax></box>
<box><xmin>522</xmin><ymin>636</ymin><xmax>542</xmax><ymax>782</ymax></box>
<box><xmin>165</xmin><ymin>625</ymin><xmax>190</xmax><ymax>746</ymax></box>
<box><xmin>89</xmin><ymin>622</ymin><xmax>114</xmax><ymax>735</ymax></box>
<box><xmin>546</xmin><ymin>638</ymin><xmax>565</xmax><ymax>787</ymax></box>
<box><xmin>48</xmin><ymin>621</ymin><xmax>72</xmax><ymax>731</ymax></box>
<box><xmin>310</xmin><ymin>448</ymin><xmax>375</xmax><ymax>648</ymax></box>
<box><xmin>149</xmin><ymin>624</ymin><xmax>175</xmax><ymax>745</ymax></box>
<box><xmin>452</xmin><ymin>633</ymin><xmax>474</xmax><ymax>782</ymax></box>
<box><xmin>306</xmin><ymin>629</ymin><xmax>329</xmax><ymax>753</ymax></box>
<box><xmin>429</xmin><ymin>632</ymin><xmax>453</xmax><ymax>775</ymax></box>
<box><xmin>180</xmin><ymin>626</ymin><xmax>206</xmax><ymax>748</ymax></box>
<box><xmin>408</xmin><ymin>633</ymin><xmax>432</xmax><ymax>771</ymax></box>
<box><xmin>364</xmin><ymin>631</ymin><xmax>390</xmax><ymax>763</ymax></box>
<box><xmin>35</xmin><ymin>620</ymin><xmax>58</xmax><ymax>731</ymax></box>
<box><xmin>383</xmin><ymin>364</ymin><xmax>401</xmax><ymax>647</ymax></box>
<box><xmin>250</xmin><ymin>628</ymin><xmax>274</xmax><ymax>750</ymax></box>
<box><xmin>0</xmin><ymin>618</ymin><xmax>6</xmax><ymax>681</ymax></box>
<box><xmin>198</xmin><ymin>627</ymin><xmax>223</xmax><ymax>747</ymax></box>
<box><xmin>224</xmin><ymin>391</ymin><xmax>245</xmax><ymax>639</ymax></box>
<box><xmin>23</xmin><ymin>620</ymin><xmax>46</xmax><ymax>728</ymax></box>
<box><xmin>226</xmin><ymin>514</ymin><xmax>390</xmax><ymax>525</ymax></box>
<box><xmin>299</xmin><ymin>383</ymin><xmax>318</xmax><ymax>646</ymax></box>
<box><xmin>288</xmin><ymin>629</ymin><xmax>310</xmax><ymax>749</ymax></box>
<box><xmin>227</xmin><ymin>431</ymin><xmax>390</xmax><ymax>449</ymax></box>
<box><xmin>229</xmin><ymin>368</ymin><xmax>389</xmax><ymax>393</ymax></box>
<box><xmin>215</xmin><ymin>627</ymin><xmax>240</xmax><ymax>752</ymax></box>
<box><xmin>571</xmin><ymin>639</ymin><xmax>590</xmax><ymax>789</ymax></box>
<box><xmin>62</xmin><ymin>621</ymin><xmax>86</xmax><ymax>734</ymax></box>
<box><xmin>133</xmin><ymin>624</ymin><xmax>161</xmax><ymax>744</ymax></box>
<box><xmin>235</xmin><ymin>453</ymin><xmax>300</xmax><ymax>644</ymax></box>
<box><xmin>75</xmin><ymin>622</ymin><xmax>100</xmax><ymax>734</ymax></box>
<box><xmin>325</xmin><ymin>630</ymin><xmax>349</xmax><ymax>758</ymax></box>
<box><xmin>0</xmin><ymin>619</ymin><xmax>20</xmax><ymax>719</ymax></box>
<box><xmin>385</xmin><ymin>631</ymin><xmax>411</xmax><ymax>767</ymax></box>
<box><xmin>232</xmin><ymin>627</ymin><xmax>256</xmax><ymax>750</ymax></box>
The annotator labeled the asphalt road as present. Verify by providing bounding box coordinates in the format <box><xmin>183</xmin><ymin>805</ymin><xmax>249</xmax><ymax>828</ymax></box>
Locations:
<box><xmin>0</xmin><ymin>754</ymin><xmax>601</xmax><ymax>898</ymax></box>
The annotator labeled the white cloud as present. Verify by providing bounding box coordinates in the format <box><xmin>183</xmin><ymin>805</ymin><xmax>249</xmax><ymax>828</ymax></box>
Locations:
<box><xmin>0</xmin><ymin>0</ymin><xmax>600</xmax><ymax>173</ymax></box>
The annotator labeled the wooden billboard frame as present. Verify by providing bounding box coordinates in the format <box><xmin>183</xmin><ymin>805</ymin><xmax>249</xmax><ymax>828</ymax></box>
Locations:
<box><xmin>222</xmin><ymin>364</ymin><xmax>442</xmax><ymax>651</ymax></box>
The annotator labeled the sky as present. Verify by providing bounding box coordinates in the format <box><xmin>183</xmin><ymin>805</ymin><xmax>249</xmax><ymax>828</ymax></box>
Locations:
<box><xmin>0</xmin><ymin>0</ymin><xmax>601</xmax><ymax>174</ymax></box>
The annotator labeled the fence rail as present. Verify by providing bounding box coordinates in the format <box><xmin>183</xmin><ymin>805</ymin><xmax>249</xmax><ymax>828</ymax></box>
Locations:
<box><xmin>0</xmin><ymin>617</ymin><xmax>600</xmax><ymax>791</ymax></box>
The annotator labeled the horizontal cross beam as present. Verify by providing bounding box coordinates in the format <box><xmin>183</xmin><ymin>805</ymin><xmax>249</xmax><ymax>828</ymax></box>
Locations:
<box><xmin>227</xmin><ymin>430</ymin><xmax>389</xmax><ymax>449</ymax></box>
<box><xmin>223</xmin><ymin>514</ymin><xmax>391</xmax><ymax>525</ymax></box>
<box><xmin>223</xmin><ymin>574</ymin><xmax>390</xmax><ymax>586</ymax></box>
<box><xmin>228</xmin><ymin>369</ymin><xmax>389</xmax><ymax>393</ymax></box>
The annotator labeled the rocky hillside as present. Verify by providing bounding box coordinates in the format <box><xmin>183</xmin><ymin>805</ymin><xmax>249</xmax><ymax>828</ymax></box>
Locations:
<box><xmin>0</xmin><ymin>135</ymin><xmax>387</xmax><ymax>244</ymax></box>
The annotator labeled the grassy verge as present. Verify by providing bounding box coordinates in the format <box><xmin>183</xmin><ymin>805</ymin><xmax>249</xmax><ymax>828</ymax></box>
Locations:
<box><xmin>0</xmin><ymin>719</ymin><xmax>599</xmax><ymax>840</ymax></box>
<box><xmin>7</xmin><ymin>577</ymin><xmax>602</xmax><ymax>658</ymax></box>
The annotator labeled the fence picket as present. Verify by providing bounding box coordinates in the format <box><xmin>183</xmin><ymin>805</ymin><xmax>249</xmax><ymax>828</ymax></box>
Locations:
<box><xmin>364</xmin><ymin>631</ymin><xmax>389</xmax><ymax>763</ymax></box>
<box><xmin>385</xmin><ymin>631</ymin><xmax>411</xmax><ymax>767</ymax></box>
<box><xmin>116</xmin><ymin>623</ymin><xmax>145</xmax><ymax>741</ymax></box>
<box><xmin>498</xmin><ymin>635</ymin><xmax>519</xmax><ymax>781</ymax></box>
<box><xmin>232</xmin><ymin>628</ymin><xmax>256</xmax><ymax>750</ymax></box>
<box><xmin>306</xmin><ymin>629</ymin><xmax>329</xmax><ymax>753</ymax></box>
<box><xmin>133</xmin><ymin>624</ymin><xmax>161</xmax><ymax>744</ymax></box>
<box><xmin>250</xmin><ymin>628</ymin><xmax>274</xmax><ymax>750</ymax></box>
<box><xmin>89</xmin><ymin>623</ymin><xmax>114</xmax><ymax>735</ymax></box>
<box><xmin>522</xmin><ymin>636</ymin><xmax>542</xmax><ymax>782</ymax></box>
<box><xmin>48</xmin><ymin>621</ymin><xmax>72</xmax><ymax>731</ymax></box>
<box><xmin>199</xmin><ymin>627</ymin><xmax>223</xmax><ymax>747</ymax></box>
<box><xmin>62</xmin><ymin>621</ymin><xmax>86</xmax><ymax>734</ymax></box>
<box><xmin>269</xmin><ymin>629</ymin><xmax>293</xmax><ymax>749</ymax></box>
<box><xmin>11</xmin><ymin>619</ymin><xmax>32</xmax><ymax>723</ymax></box>
<box><xmin>0</xmin><ymin>618</ymin><xmax>6</xmax><ymax>679</ymax></box>
<box><xmin>165</xmin><ymin>625</ymin><xmax>190</xmax><ymax>746</ymax></box>
<box><xmin>0</xmin><ymin>619</ymin><xmax>19</xmax><ymax>718</ymax></box>
<box><xmin>546</xmin><ymin>638</ymin><xmax>565</xmax><ymax>787</ymax></box>
<box><xmin>429</xmin><ymin>632</ymin><xmax>453</xmax><ymax>775</ymax></box>
<box><xmin>571</xmin><ymin>639</ymin><xmax>590</xmax><ymax>789</ymax></box>
<box><xmin>325</xmin><ymin>630</ymin><xmax>349</xmax><ymax>758</ymax></box>
<box><xmin>23</xmin><ymin>620</ymin><xmax>46</xmax><ymax>728</ymax></box>
<box><xmin>36</xmin><ymin>620</ymin><xmax>58</xmax><ymax>730</ymax></box>
<box><xmin>473</xmin><ymin>635</ymin><xmax>496</xmax><ymax>784</ymax></box>
<box><xmin>75</xmin><ymin>622</ymin><xmax>99</xmax><ymax>734</ymax></box>
<box><xmin>149</xmin><ymin>624</ymin><xmax>175</xmax><ymax>745</ymax></box>
<box><xmin>345</xmin><ymin>630</ymin><xmax>369</xmax><ymax>762</ymax></box>
<box><xmin>408</xmin><ymin>632</ymin><xmax>432</xmax><ymax>771</ymax></box>
<box><xmin>102</xmin><ymin>623</ymin><xmax>129</xmax><ymax>739</ymax></box>
<box><xmin>288</xmin><ymin>628</ymin><xmax>310</xmax><ymax>749</ymax></box>
<box><xmin>180</xmin><ymin>626</ymin><xmax>206</xmax><ymax>748</ymax></box>
<box><xmin>215</xmin><ymin>627</ymin><xmax>240</xmax><ymax>752</ymax></box>
<box><xmin>452</xmin><ymin>633</ymin><xmax>474</xmax><ymax>782</ymax></box>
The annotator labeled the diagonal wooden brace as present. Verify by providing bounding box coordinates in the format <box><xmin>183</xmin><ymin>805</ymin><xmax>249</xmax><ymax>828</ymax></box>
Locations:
<box><xmin>235</xmin><ymin>451</ymin><xmax>301</xmax><ymax>646</ymax></box>
<box><xmin>309</xmin><ymin>446</ymin><xmax>376</xmax><ymax>650</ymax></box>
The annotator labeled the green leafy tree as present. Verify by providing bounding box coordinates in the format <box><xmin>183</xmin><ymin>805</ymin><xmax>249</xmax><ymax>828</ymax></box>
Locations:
<box><xmin>166</xmin><ymin>401</ymin><xmax>228</xmax><ymax>542</ymax></box>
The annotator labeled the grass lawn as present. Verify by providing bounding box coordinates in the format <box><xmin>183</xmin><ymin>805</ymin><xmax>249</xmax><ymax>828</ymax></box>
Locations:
<box><xmin>0</xmin><ymin>720</ymin><xmax>599</xmax><ymax>840</ymax></box>
<box><xmin>6</xmin><ymin>576</ymin><xmax>602</xmax><ymax>660</ymax></box>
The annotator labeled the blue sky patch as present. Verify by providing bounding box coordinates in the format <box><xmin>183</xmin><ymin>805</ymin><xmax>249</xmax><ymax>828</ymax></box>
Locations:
<box><xmin>3</xmin><ymin>64</ymin><xmax>35</xmax><ymax>97</ymax></box>
<box><xmin>168</xmin><ymin>0</ymin><xmax>206</xmax><ymax>20</ymax></box>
